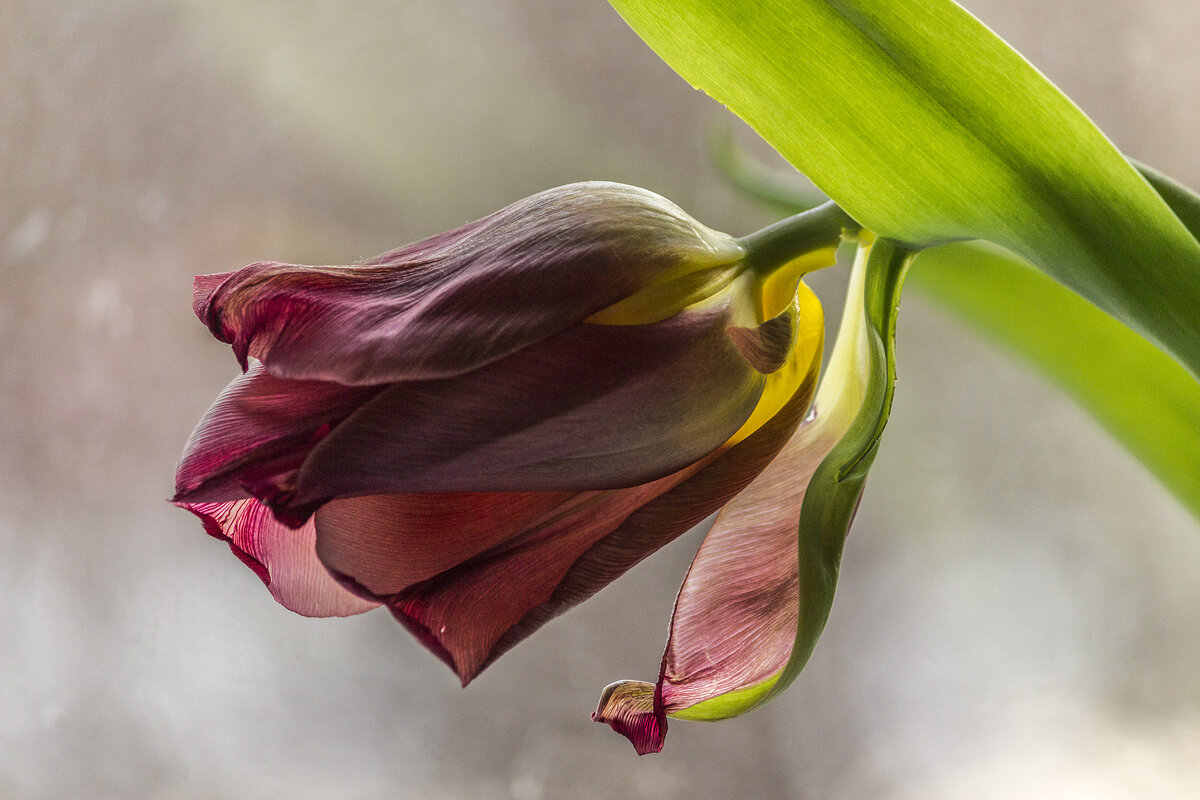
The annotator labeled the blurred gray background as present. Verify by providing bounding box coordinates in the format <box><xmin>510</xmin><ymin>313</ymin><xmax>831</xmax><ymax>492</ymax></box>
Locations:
<box><xmin>3</xmin><ymin>1</ymin><xmax>1200</xmax><ymax>797</ymax></box>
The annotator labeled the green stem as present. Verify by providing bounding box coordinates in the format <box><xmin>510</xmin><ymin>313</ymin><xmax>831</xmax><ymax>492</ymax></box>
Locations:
<box><xmin>737</xmin><ymin>201</ymin><xmax>860</xmax><ymax>273</ymax></box>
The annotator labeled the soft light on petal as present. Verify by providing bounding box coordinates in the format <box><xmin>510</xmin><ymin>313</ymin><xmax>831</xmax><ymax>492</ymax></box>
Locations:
<box><xmin>178</xmin><ymin>498</ymin><xmax>379</xmax><ymax>618</ymax></box>
<box><xmin>375</xmin><ymin>474</ymin><xmax>700</xmax><ymax>684</ymax></box>
<box><xmin>319</xmin><ymin>346</ymin><xmax>821</xmax><ymax>685</ymax></box>
<box><xmin>173</xmin><ymin>181</ymin><xmax>865</xmax><ymax>750</ymax></box>
<box><xmin>314</xmin><ymin>490</ymin><xmax>576</xmax><ymax>596</ymax></box>
<box><xmin>592</xmin><ymin>681</ymin><xmax>664</xmax><ymax>756</ymax></box>
<box><xmin>195</xmin><ymin>183</ymin><xmax>744</xmax><ymax>385</ymax></box>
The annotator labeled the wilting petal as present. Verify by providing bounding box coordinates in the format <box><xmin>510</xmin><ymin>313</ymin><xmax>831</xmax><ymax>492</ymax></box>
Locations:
<box><xmin>172</xmin><ymin>363</ymin><xmax>380</xmax><ymax>512</ymax></box>
<box><xmin>279</xmin><ymin>304</ymin><xmax>766</xmax><ymax>520</ymax></box>
<box><xmin>654</xmin><ymin>403</ymin><xmax>848</xmax><ymax>717</ymax></box>
<box><xmin>178</xmin><ymin>498</ymin><xmax>379</xmax><ymax>618</ymax></box>
<box><xmin>595</xmin><ymin>242</ymin><xmax>876</xmax><ymax>753</ymax></box>
<box><xmin>195</xmin><ymin>183</ymin><xmax>743</xmax><ymax>385</ymax></box>
<box><xmin>496</xmin><ymin>364</ymin><xmax>818</xmax><ymax>668</ymax></box>
<box><xmin>593</xmin><ymin>682</ymin><xmax>663</xmax><ymax>756</ymax></box>
<box><xmin>328</xmin><ymin>354</ymin><xmax>819</xmax><ymax>686</ymax></box>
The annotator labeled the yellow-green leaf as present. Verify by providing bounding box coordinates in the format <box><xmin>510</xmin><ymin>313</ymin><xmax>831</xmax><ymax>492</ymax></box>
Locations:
<box><xmin>608</xmin><ymin>0</ymin><xmax>1200</xmax><ymax>382</ymax></box>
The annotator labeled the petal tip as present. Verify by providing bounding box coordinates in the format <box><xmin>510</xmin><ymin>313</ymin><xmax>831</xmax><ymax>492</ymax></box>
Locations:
<box><xmin>592</xmin><ymin>680</ymin><xmax>666</xmax><ymax>755</ymax></box>
<box><xmin>386</xmin><ymin>601</ymin><xmax>482</xmax><ymax>687</ymax></box>
<box><xmin>192</xmin><ymin>272</ymin><xmax>235</xmax><ymax>336</ymax></box>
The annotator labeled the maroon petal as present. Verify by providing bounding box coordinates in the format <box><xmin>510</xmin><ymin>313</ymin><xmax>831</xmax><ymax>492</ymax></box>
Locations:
<box><xmin>366</xmin><ymin>474</ymin><xmax>698</xmax><ymax>684</ymax></box>
<box><xmin>195</xmin><ymin>183</ymin><xmax>743</xmax><ymax>385</ymax></box>
<box><xmin>313</xmin><ymin>490</ymin><xmax>576</xmax><ymax>596</ymax></box>
<box><xmin>178</xmin><ymin>498</ymin><xmax>379</xmax><ymax>617</ymax></box>
<box><xmin>490</xmin><ymin>365</ymin><xmax>819</xmax><ymax>667</ymax></box>
<box><xmin>172</xmin><ymin>362</ymin><xmax>380</xmax><ymax>516</ymax></box>
<box><xmin>330</xmin><ymin>357</ymin><xmax>819</xmax><ymax>690</ymax></box>
<box><xmin>280</xmin><ymin>305</ymin><xmax>765</xmax><ymax>518</ymax></box>
<box><xmin>587</xmin><ymin>405</ymin><xmax>838</xmax><ymax>752</ymax></box>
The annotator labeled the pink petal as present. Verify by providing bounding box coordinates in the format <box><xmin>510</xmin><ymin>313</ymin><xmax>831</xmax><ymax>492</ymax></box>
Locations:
<box><xmin>178</xmin><ymin>498</ymin><xmax>379</xmax><ymax>618</ymax></box>
<box><xmin>655</xmin><ymin>401</ymin><xmax>845</xmax><ymax>715</ymax></box>
<box><xmin>195</xmin><ymin>183</ymin><xmax>743</xmax><ymax>385</ymax></box>
<box><xmin>281</xmin><ymin>306</ymin><xmax>764</xmax><ymax>516</ymax></box>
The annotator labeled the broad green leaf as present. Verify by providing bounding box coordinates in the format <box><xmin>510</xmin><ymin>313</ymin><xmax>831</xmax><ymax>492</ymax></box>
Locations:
<box><xmin>717</xmin><ymin>143</ymin><xmax>1200</xmax><ymax>521</ymax></box>
<box><xmin>607</xmin><ymin>0</ymin><xmax>1200</xmax><ymax>383</ymax></box>
<box><xmin>914</xmin><ymin>164</ymin><xmax>1200</xmax><ymax>521</ymax></box>
<box><xmin>912</xmin><ymin>244</ymin><xmax>1200</xmax><ymax>521</ymax></box>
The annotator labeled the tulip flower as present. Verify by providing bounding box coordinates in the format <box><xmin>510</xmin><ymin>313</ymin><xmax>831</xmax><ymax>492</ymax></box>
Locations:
<box><xmin>173</xmin><ymin>181</ymin><xmax>883</xmax><ymax>754</ymax></box>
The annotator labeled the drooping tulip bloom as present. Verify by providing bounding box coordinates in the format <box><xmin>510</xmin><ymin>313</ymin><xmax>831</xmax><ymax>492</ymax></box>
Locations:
<box><xmin>173</xmin><ymin>181</ymin><xmax>871</xmax><ymax>753</ymax></box>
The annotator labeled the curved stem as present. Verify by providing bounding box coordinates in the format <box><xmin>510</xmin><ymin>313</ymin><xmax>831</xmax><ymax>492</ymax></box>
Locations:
<box><xmin>737</xmin><ymin>201</ymin><xmax>861</xmax><ymax>273</ymax></box>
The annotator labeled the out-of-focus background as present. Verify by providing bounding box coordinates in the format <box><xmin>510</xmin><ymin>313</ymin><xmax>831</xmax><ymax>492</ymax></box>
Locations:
<box><xmin>3</xmin><ymin>1</ymin><xmax>1200</xmax><ymax>797</ymax></box>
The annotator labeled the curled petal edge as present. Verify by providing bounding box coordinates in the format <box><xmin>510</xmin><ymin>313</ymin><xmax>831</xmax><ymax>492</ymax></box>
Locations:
<box><xmin>178</xmin><ymin>498</ymin><xmax>380</xmax><ymax>618</ymax></box>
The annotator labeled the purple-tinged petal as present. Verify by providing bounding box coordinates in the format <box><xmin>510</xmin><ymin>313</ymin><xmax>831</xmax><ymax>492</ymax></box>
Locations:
<box><xmin>572</xmin><ymin>373</ymin><xmax>818</xmax><ymax>753</ymax></box>
<box><xmin>592</xmin><ymin>681</ymin><xmax>665</xmax><ymax>755</ymax></box>
<box><xmin>279</xmin><ymin>304</ymin><xmax>765</xmax><ymax>519</ymax></box>
<box><xmin>491</xmin><ymin>363</ymin><xmax>819</xmax><ymax>668</ymax></box>
<box><xmin>172</xmin><ymin>362</ymin><xmax>380</xmax><ymax>517</ymax></box>
<box><xmin>178</xmin><ymin>498</ymin><xmax>379</xmax><ymax>618</ymax></box>
<box><xmin>195</xmin><ymin>183</ymin><xmax>743</xmax><ymax>385</ymax></box>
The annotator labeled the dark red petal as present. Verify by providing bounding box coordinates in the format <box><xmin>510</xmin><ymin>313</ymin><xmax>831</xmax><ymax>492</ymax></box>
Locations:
<box><xmin>178</xmin><ymin>498</ymin><xmax>379</xmax><ymax>617</ymax></box>
<box><xmin>280</xmin><ymin>306</ymin><xmax>763</xmax><ymax>517</ymax></box>
<box><xmin>313</xmin><ymin>491</ymin><xmax>575</xmax><ymax>596</ymax></box>
<box><xmin>194</xmin><ymin>183</ymin><xmax>743</xmax><ymax>385</ymax></box>
<box><xmin>492</xmin><ymin>367</ymin><xmax>817</xmax><ymax>664</ymax></box>
<box><xmin>334</xmin><ymin>360</ymin><xmax>817</xmax><ymax>690</ymax></box>
<box><xmin>172</xmin><ymin>362</ymin><xmax>380</xmax><ymax>511</ymax></box>
<box><xmin>376</xmin><ymin>473</ymin><xmax>698</xmax><ymax>684</ymax></box>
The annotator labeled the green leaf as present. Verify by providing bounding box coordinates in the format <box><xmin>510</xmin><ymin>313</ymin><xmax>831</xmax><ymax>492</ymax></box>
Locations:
<box><xmin>911</xmin><ymin>163</ymin><xmax>1200</xmax><ymax>523</ymax></box>
<box><xmin>607</xmin><ymin>0</ymin><xmax>1200</xmax><ymax>382</ymax></box>
<box><xmin>911</xmin><ymin>243</ymin><xmax>1200</xmax><ymax>522</ymax></box>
